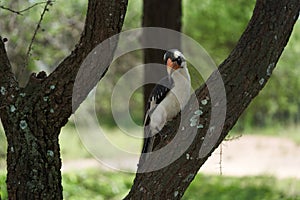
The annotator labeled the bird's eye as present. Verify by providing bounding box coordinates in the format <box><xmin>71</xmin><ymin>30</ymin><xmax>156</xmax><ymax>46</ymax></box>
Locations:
<box><xmin>174</xmin><ymin>57</ymin><xmax>182</xmax><ymax>66</ymax></box>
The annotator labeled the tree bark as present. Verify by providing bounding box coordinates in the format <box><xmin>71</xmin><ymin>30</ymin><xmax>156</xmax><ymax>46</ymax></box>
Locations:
<box><xmin>0</xmin><ymin>0</ymin><xmax>128</xmax><ymax>199</ymax></box>
<box><xmin>142</xmin><ymin>0</ymin><xmax>182</xmax><ymax>113</ymax></box>
<box><xmin>125</xmin><ymin>0</ymin><xmax>300</xmax><ymax>199</ymax></box>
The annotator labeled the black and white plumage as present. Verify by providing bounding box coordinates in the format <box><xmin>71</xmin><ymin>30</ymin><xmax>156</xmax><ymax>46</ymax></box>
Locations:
<box><xmin>141</xmin><ymin>49</ymin><xmax>191</xmax><ymax>156</ymax></box>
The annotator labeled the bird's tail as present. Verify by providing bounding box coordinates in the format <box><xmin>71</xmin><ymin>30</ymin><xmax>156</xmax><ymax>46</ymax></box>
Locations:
<box><xmin>139</xmin><ymin>125</ymin><xmax>154</xmax><ymax>167</ymax></box>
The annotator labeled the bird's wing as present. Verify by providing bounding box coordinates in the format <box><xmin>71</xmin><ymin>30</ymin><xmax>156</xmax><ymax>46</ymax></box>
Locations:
<box><xmin>142</xmin><ymin>76</ymin><xmax>174</xmax><ymax>154</ymax></box>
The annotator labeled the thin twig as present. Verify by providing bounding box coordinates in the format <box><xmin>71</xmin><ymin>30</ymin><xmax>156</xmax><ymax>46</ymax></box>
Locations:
<box><xmin>224</xmin><ymin>134</ymin><xmax>243</xmax><ymax>141</ymax></box>
<box><xmin>219</xmin><ymin>143</ymin><xmax>223</xmax><ymax>175</ymax></box>
<box><xmin>23</xmin><ymin>0</ymin><xmax>53</xmax><ymax>70</ymax></box>
<box><xmin>0</xmin><ymin>1</ymin><xmax>51</xmax><ymax>15</ymax></box>
<box><xmin>0</xmin><ymin>5</ymin><xmax>22</xmax><ymax>15</ymax></box>
<box><xmin>219</xmin><ymin>134</ymin><xmax>243</xmax><ymax>175</ymax></box>
<box><xmin>20</xmin><ymin>1</ymin><xmax>52</xmax><ymax>13</ymax></box>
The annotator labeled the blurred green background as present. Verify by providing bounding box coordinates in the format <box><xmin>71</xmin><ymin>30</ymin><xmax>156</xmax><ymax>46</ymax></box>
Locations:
<box><xmin>1</xmin><ymin>0</ymin><xmax>300</xmax><ymax>199</ymax></box>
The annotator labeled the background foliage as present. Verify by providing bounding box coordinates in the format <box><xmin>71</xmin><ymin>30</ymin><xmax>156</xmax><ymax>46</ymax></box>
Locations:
<box><xmin>0</xmin><ymin>0</ymin><xmax>300</xmax><ymax>199</ymax></box>
<box><xmin>1</xmin><ymin>0</ymin><xmax>299</xmax><ymax>129</ymax></box>
<box><xmin>183</xmin><ymin>0</ymin><xmax>300</xmax><ymax>129</ymax></box>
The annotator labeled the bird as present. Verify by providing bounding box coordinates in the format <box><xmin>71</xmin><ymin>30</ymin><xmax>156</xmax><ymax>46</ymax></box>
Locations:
<box><xmin>141</xmin><ymin>49</ymin><xmax>191</xmax><ymax>159</ymax></box>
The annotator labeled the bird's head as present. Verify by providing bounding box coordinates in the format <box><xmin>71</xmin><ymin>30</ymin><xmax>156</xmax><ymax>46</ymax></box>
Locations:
<box><xmin>163</xmin><ymin>49</ymin><xmax>186</xmax><ymax>75</ymax></box>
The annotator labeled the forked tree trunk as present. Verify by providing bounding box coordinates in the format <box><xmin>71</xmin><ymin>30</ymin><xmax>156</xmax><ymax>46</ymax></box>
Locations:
<box><xmin>1</xmin><ymin>0</ymin><xmax>299</xmax><ymax>199</ymax></box>
<box><xmin>1</xmin><ymin>82</ymin><xmax>64</xmax><ymax>199</ymax></box>
<box><xmin>0</xmin><ymin>0</ymin><xmax>128</xmax><ymax>199</ymax></box>
<box><xmin>125</xmin><ymin>0</ymin><xmax>300</xmax><ymax>199</ymax></box>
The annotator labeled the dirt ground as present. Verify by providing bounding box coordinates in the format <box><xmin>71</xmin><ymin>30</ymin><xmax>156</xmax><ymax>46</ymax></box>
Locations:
<box><xmin>201</xmin><ymin>135</ymin><xmax>300</xmax><ymax>178</ymax></box>
<box><xmin>62</xmin><ymin>135</ymin><xmax>300</xmax><ymax>179</ymax></box>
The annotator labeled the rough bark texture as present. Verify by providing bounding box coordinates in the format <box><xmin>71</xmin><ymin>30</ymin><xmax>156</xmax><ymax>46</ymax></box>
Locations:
<box><xmin>142</xmin><ymin>0</ymin><xmax>182</xmax><ymax>112</ymax></box>
<box><xmin>0</xmin><ymin>0</ymin><xmax>128</xmax><ymax>199</ymax></box>
<box><xmin>125</xmin><ymin>0</ymin><xmax>300</xmax><ymax>199</ymax></box>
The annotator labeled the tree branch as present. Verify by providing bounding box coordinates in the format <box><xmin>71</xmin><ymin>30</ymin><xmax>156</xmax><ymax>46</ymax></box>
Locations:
<box><xmin>2</xmin><ymin>1</ymin><xmax>128</xmax><ymax>198</ymax></box>
<box><xmin>0</xmin><ymin>1</ymin><xmax>53</xmax><ymax>15</ymax></box>
<box><xmin>0</xmin><ymin>37</ymin><xmax>18</xmax><ymax>107</ymax></box>
<box><xmin>23</xmin><ymin>0</ymin><xmax>53</xmax><ymax>69</ymax></box>
<box><xmin>38</xmin><ymin>0</ymin><xmax>128</xmax><ymax>128</ymax></box>
<box><xmin>125</xmin><ymin>0</ymin><xmax>300</xmax><ymax>199</ymax></box>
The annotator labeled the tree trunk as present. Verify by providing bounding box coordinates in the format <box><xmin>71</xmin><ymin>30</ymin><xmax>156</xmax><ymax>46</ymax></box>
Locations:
<box><xmin>142</xmin><ymin>0</ymin><xmax>182</xmax><ymax>112</ymax></box>
<box><xmin>0</xmin><ymin>0</ymin><xmax>128</xmax><ymax>199</ymax></box>
<box><xmin>125</xmin><ymin>0</ymin><xmax>300</xmax><ymax>199</ymax></box>
<box><xmin>2</xmin><ymin>84</ymin><xmax>64</xmax><ymax>199</ymax></box>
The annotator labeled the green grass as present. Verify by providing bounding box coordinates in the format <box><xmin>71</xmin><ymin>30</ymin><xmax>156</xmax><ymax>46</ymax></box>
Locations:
<box><xmin>0</xmin><ymin>171</ymin><xmax>7</xmax><ymax>200</ymax></box>
<box><xmin>62</xmin><ymin>170</ymin><xmax>134</xmax><ymax>200</ymax></box>
<box><xmin>1</xmin><ymin>170</ymin><xmax>300</xmax><ymax>200</ymax></box>
<box><xmin>183</xmin><ymin>174</ymin><xmax>300</xmax><ymax>200</ymax></box>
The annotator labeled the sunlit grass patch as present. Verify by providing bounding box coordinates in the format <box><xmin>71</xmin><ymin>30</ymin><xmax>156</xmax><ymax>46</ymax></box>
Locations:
<box><xmin>1</xmin><ymin>169</ymin><xmax>299</xmax><ymax>200</ymax></box>
<box><xmin>184</xmin><ymin>174</ymin><xmax>300</xmax><ymax>200</ymax></box>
